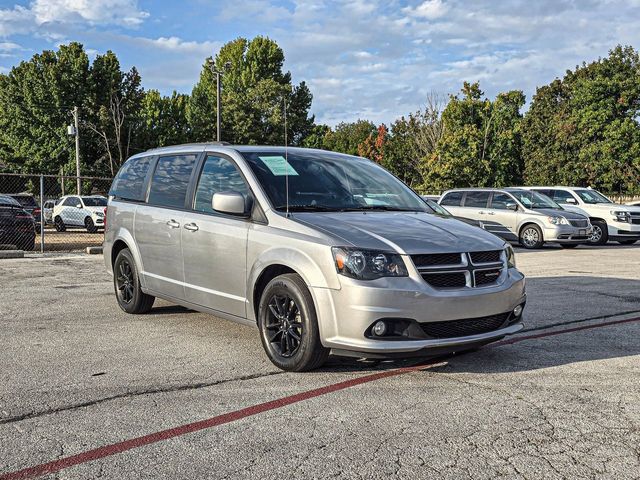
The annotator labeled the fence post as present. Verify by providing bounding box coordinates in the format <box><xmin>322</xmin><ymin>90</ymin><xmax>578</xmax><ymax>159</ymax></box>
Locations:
<box><xmin>39</xmin><ymin>174</ymin><xmax>45</xmax><ymax>254</ymax></box>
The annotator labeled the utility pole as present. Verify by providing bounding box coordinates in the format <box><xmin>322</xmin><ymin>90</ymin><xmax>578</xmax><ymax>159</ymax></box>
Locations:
<box><xmin>72</xmin><ymin>106</ymin><xmax>81</xmax><ymax>194</ymax></box>
<box><xmin>206</xmin><ymin>60</ymin><xmax>231</xmax><ymax>142</ymax></box>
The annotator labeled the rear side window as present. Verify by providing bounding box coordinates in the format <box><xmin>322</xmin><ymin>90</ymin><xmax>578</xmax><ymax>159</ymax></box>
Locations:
<box><xmin>552</xmin><ymin>190</ymin><xmax>576</xmax><ymax>204</ymax></box>
<box><xmin>491</xmin><ymin>193</ymin><xmax>513</xmax><ymax>209</ymax></box>
<box><xmin>148</xmin><ymin>154</ymin><xmax>198</xmax><ymax>209</ymax></box>
<box><xmin>440</xmin><ymin>191</ymin><xmax>463</xmax><ymax>206</ymax></box>
<box><xmin>110</xmin><ymin>156</ymin><xmax>152</xmax><ymax>201</ymax></box>
<box><xmin>464</xmin><ymin>191</ymin><xmax>490</xmax><ymax>208</ymax></box>
<box><xmin>193</xmin><ymin>155</ymin><xmax>249</xmax><ymax>214</ymax></box>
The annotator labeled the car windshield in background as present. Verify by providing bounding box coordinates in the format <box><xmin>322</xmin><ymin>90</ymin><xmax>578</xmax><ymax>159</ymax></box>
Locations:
<box><xmin>13</xmin><ymin>195</ymin><xmax>36</xmax><ymax>207</ymax></box>
<box><xmin>575</xmin><ymin>189</ymin><xmax>612</xmax><ymax>204</ymax></box>
<box><xmin>82</xmin><ymin>197</ymin><xmax>107</xmax><ymax>207</ymax></box>
<box><xmin>508</xmin><ymin>190</ymin><xmax>560</xmax><ymax>209</ymax></box>
<box><xmin>242</xmin><ymin>150</ymin><xmax>429</xmax><ymax>212</ymax></box>
<box><xmin>0</xmin><ymin>195</ymin><xmax>21</xmax><ymax>207</ymax></box>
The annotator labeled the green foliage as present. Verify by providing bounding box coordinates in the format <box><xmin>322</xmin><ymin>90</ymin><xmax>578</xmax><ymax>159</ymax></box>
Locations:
<box><xmin>427</xmin><ymin>82</ymin><xmax>525</xmax><ymax>191</ymax></box>
<box><xmin>321</xmin><ymin>120</ymin><xmax>377</xmax><ymax>156</ymax></box>
<box><xmin>523</xmin><ymin>45</ymin><xmax>640</xmax><ymax>193</ymax></box>
<box><xmin>188</xmin><ymin>36</ymin><xmax>314</xmax><ymax>145</ymax></box>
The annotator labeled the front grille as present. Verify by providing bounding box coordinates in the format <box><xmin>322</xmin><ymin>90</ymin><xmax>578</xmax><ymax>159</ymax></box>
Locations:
<box><xmin>475</xmin><ymin>268</ymin><xmax>502</xmax><ymax>286</ymax></box>
<box><xmin>632</xmin><ymin>219</ymin><xmax>640</xmax><ymax>225</ymax></box>
<box><xmin>411</xmin><ymin>252</ymin><xmax>462</xmax><ymax>267</ymax></box>
<box><xmin>421</xmin><ymin>272</ymin><xmax>466</xmax><ymax>289</ymax></box>
<box><xmin>412</xmin><ymin>250</ymin><xmax>505</xmax><ymax>290</ymax></box>
<box><xmin>469</xmin><ymin>250</ymin><xmax>501</xmax><ymax>264</ymax></box>
<box><xmin>420</xmin><ymin>312</ymin><xmax>510</xmax><ymax>339</ymax></box>
<box><xmin>569</xmin><ymin>219</ymin><xmax>589</xmax><ymax>228</ymax></box>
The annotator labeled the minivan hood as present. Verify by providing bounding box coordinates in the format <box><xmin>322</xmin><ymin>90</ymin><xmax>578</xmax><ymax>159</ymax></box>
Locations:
<box><xmin>534</xmin><ymin>208</ymin><xmax>587</xmax><ymax>220</ymax></box>
<box><xmin>292</xmin><ymin>212</ymin><xmax>505</xmax><ymax>254</ymax></box>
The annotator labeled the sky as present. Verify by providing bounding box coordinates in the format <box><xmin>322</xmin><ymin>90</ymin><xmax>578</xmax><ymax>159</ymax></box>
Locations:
<box><xmin>1</xmin><ymin>0</ymin><xmax>639</xmax><ymax>126</ymax></box>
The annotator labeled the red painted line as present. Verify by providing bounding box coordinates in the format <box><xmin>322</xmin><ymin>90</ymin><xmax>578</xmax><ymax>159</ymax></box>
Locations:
<box><xmin>492</xmin><ymin>316</ymin><xmax>640</xmax><ymax>347</ymax></box>
<box><xmin>0</xmin><ymin>360</ymin><xmax>444</xmax><ymax>480</ymax></box>
<box><xmin>3</xmin><ymin>315</ymin><xmax>640</xmax><ymax>480</ymax></box>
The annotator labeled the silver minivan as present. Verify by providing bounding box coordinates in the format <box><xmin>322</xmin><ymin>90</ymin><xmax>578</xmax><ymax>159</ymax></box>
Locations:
<box><xmin>104</xmin><ymin>144</ymin><xmax>526</xmax><ymax>371</ymax></box>
<box><xmin>440</xmin><ymin>188</ymin><xmax>592</xmax><ymax>249</ymax></box>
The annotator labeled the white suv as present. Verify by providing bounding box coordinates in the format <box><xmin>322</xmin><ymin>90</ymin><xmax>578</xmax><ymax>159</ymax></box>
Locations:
<box><xmin>53</xmin><ymin>195</ymin><xmax>107</xmax><ymax>233</ymax></box>
<box><xmin>524</xmin><ymin>187</ymin><xmax>640</xmax><ymax>245</ymax></box>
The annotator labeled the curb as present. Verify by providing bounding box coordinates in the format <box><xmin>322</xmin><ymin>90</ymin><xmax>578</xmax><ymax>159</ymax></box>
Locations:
<box><xmin>0</xmin><ymin>250</ymin><xmax>24</xmax><ymax>259</ymax></box>
<box><xmin>86</xmin><ymin>246</ymin><xmax>103</xmax><ymax>255</ymax></box>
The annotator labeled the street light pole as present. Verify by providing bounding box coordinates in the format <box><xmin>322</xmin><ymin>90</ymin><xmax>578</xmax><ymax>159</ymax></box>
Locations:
<box><xmin>207</xmin><ymin>59</ymin><xmax>231</xmax><ymax>142</ymax></box>
<box><xmin>216</xmin><ymin>71</ymin><xmax>221</xmax><ymax>142</ymax></box>
<box><xmin>72</xmin><ymin>106</ymin><xmax>81</xmax><ymax>194</ymax></box>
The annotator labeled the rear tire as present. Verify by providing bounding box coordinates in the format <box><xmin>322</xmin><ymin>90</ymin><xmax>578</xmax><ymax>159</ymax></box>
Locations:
<box><xmin>617</xmin><ymin>239</ymin><xmax>637</xmax><ymax>245</ymax></box>
<box><xmin>519</xmin><ymin>224</ymin><xmax>544</xmax><ymax>249</ymax></box>
<box><xmin>257</xmin><ymin>273</ymin><xmax>329</xmax><ymax>372</ymax></box>
<box><xmin>113</xmin><ymin>248</ymin><xmax>155</xmax><ymax>314</ymax></box>
<box><xmin>560</xmin><ymin>244</ymin><xmax>579</xmax><ymax>249</ymax></box>
<box><xmin>589</xmin><ymin>221</ymin><xmax>608</xmax><ymax>245</ymax></box>
<box><xmin>54</xmin><ymin>216</ymin><xmax>66</xmax><ymax>232</ymax></box>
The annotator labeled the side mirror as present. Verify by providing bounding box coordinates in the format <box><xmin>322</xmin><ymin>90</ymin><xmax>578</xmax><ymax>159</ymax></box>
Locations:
<box><xmin>506</xmin><ymin>202</ymin><xmax>518</xmax><ymax>211</ymax></box>
<box><xmin>76</xmin><ymin>204</ymin><xmax>83</xmax><ymax>209</ymax></box>
<box><xmin>212</xmin><ymin>191</ymin><xmax>250</xmax><ymax>216</ymax></box>
<box><xmin>565</xmin><ymin>198</ymin><xmax>577</xmax><ymax>205</ymax></box>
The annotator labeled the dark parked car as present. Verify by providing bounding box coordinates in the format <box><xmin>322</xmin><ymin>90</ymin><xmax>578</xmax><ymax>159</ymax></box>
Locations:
<box><xmin>6</xmin><ymin>193</ymin><xmax>41</xmax><ymax>233</ymax></box>
<box><xmin>0</xmin><ymin>194</ymin><xmax>36</xmax><ymax>251</ymax></box>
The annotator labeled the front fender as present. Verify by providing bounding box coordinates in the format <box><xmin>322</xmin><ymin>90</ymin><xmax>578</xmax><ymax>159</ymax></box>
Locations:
<box><xmin>246</xmin><ymin>245</ymin><xmax>340</xmax><ymax>321</ymax></box>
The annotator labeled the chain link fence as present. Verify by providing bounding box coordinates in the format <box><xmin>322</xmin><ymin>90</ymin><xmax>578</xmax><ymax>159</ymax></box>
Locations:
<box><xmin>0</xmin><ymin>173</ymin><xmax>112</xmax><ymax>253</ymax></box>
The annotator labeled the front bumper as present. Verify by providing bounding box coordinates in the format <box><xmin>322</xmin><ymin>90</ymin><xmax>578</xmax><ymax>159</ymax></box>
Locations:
<box><xmin>544</xmin><ymin>224</ymin><xmax>592</xmax><ymax>243</ymax></box>
<box><xmin>608</xmin><ymin>221</ymin><xmax>640</xmax><ymax>240</ymax></box>
<box><xmin>311</xmin><ymin>266</ymin><xmax>526</xmax><ymax>355</ymax></box>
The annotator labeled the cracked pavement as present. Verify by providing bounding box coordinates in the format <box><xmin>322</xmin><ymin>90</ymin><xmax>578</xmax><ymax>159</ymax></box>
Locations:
<box><xmin>1</xmin><ymin>244</ymin><xmax>639</xmax><ymax>479</ymax></box>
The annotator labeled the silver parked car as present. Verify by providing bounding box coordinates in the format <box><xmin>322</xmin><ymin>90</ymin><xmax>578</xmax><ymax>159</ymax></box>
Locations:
<box><xmin>440</xmin><ymin>188</ymin><xmax>592</xmax><ymax>249</ymax></box>
<box><xmin>104</xmin><ymin>145</ymin><xmax>526</xmax><ymax>371</ymax></box>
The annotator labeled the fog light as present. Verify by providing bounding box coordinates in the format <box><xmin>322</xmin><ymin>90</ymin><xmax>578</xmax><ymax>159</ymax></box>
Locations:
<box><xmin>372</xmin><ymin>321</ymin><xmax>387</xmax><ymax>336</ymax></box>
<box><xmin>513</xmin><ymin>305</ymin><xmax>523</xmax><ymax>317</ymax></box>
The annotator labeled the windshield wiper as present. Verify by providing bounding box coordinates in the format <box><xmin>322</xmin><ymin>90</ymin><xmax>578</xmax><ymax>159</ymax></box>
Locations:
<box><xmin>342</xmin><ymin>205</ymin><xmax>421</xmax><ymax>212</ymax></box>
<box><xmin>275</xmin><ymin>204</ymin><xmax>342</xmax><ymax>212</ymax></box>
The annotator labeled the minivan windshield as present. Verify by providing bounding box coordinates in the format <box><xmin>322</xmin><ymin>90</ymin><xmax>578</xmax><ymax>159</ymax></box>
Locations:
<box><xmin>507</xmin><ymin>190</ymin><xmax>561</xmax><ymax>209</ymax></box>
<box><xmin>574</xmin><ymin>189</ymin><xmax>612</xmax><ymax>204</ymax></box>
<box><xmin>242</xmin><ymin>150</ymin><xmax>430</xmax><ymax>212</ymax></box>
<box><xmin>82</xmin><ymin>197</ymin><xmax>107</xmax><ymax>207</ymax></box>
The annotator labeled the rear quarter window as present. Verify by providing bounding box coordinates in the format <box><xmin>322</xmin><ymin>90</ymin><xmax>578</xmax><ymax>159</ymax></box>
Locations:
<box><xmin>110</xmin><ymin>156</ymin><xmax>153</xmax><ymax>201</ymax></box>
<box><xmin>440</xmin><ymin>191</ymin><xmax>464</xmax><ymax>206</ymax></box>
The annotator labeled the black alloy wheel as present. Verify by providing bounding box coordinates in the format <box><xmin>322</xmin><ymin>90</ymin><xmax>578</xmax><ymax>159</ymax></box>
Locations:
<box><xmin>265</xmin><ymin>293</ymin><xmax>304</xmax><ymax>358</ymax></box>
<box><xmin>113</xmin><ymin>248</ymin><xmax>155</xmax><ymax>314</ymax></box>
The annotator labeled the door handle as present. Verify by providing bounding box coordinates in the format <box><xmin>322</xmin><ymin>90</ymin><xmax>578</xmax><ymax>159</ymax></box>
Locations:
<box><xmin>166</xmin><ymin>219</ymin><xmax>180</xmax><ymax>229</ymax></box>
<box><xmin>479</xmin><ymin>211</ymin><xmax>485</xmax><ymax>215</ymax></box>
<box><xmin>184</xmin><ymin>222</ymin><xmax>199</xmax><ymax>232</ymax></box>
<box><xmin>486</xmin><ymin>211</ymin><xmax>495</xmax><ymax>215</ymax></box>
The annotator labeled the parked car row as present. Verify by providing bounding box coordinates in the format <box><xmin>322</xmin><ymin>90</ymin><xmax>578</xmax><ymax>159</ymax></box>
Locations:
<box><xmin>426</xmin><ymin>186</ymin><xmax>640</xmax><ymax>249</ymax></box>
<box><xmin>52</xmin><ymin>195</ymin><xmax>107</xmax><ymax>233</ymax></box>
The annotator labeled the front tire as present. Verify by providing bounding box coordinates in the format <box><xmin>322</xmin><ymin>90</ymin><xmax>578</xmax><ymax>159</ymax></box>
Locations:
<box><xmin>85</xmin><ymin>217</ymin><xmax>97</xmax><ymax>233</ymax></box>
<box><xmin>258</xmin><ymin>273</ymin><xmax>329</xmax><ymax>372</ymax></box>
<box><xmin>113</xmin><ymin>248</ymin><xmax>155</xmax><ymax>314</ymax></box>
<box><xmin>54</xmin><ymin>216</ymin><xmax>66</xmax><ymax>232</ymax></box>
<box><xmin>589</xmin><ymin>221</ymin><xmax>608</xmax><ymax>245</ymax></box>
<box><xmin>519</xmin><ymin>224</ymin><xmax>544</xmax><ymax>249</ymax></box>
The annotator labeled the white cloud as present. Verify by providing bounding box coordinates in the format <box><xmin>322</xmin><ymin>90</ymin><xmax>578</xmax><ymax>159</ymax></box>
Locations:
<box><xmin>136</xmin><ymin>36</ymin><xmax>221</xmax><ymax>55</ymax></box>
<box><xmin>0</xmin><ymin>41</ymin><xmax>21</xmax><ymax>51</ymax></box>
<box><xmin>403</xmin><ymin>0</ymin><xmax>449</xmax><ymax>20</ymax></box>
<box><xmin>32</xmin><ymin>0</ymin><xmax>148</xmax><ymax>27</ymax></box>
<box><xmin>0</xmin><ymin>0</ymin><xmax>148</xmax><ymax>37</ymax></box>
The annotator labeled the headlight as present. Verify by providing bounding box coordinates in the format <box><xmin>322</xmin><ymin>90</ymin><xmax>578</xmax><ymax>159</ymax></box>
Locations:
<box><xmin>611</xmin><ymin>210</ymin><xmax>630</xmax><ymax>223</ymax></box>
<box><xmin>94</xmin><ymin>212</ymin><xmax>104</xmax><ymax>217</ymax></box>
<box><xmin>505</xmin><ymin>245</ymin><xmax>516</xmax><ymax>268</ymax></box>
<box><xmin>547</xmin><ymin>216</ymin><xmax>568</xmax><ymax>225</ymax></box>
<box><xmin>332</xmin><ymin>247</ymin><xmax>408</xmax><ymax>280</ymax></box>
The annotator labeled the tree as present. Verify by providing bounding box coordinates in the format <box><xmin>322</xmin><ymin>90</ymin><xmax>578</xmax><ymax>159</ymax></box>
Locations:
<box><xmin>523</xmin><ymin>45</ymin><xmax>640</xmax><ymax>193</ymax></box>
<box><xmin>322</xmin><ymin>120</ymin><xmax>377</xmax><ymax>156</ymax></box>
<box><xmin>138</xmin><ymin>90</ymin><xmax>190</xmax><ymax>148</ymax></box>
<box><xmin>426</xmin><ymin>82</ymin><xmax>525</xmax><ymax>191</ymax></box>
<box><xmin>357</xmin><ymin>124</ymin><xmax>387</xmax><ymax>163</ymax></box>
<box><xmin>188</xmin><ymin>36</ymin><xmax>315</xmax><ymax>145</ymax></box>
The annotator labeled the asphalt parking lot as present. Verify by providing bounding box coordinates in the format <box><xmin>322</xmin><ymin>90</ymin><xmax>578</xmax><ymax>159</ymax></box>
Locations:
<box><xmin>1</xmin><ymin>245</ymin><xmax>639</xmax><ymax>479</ymax></box>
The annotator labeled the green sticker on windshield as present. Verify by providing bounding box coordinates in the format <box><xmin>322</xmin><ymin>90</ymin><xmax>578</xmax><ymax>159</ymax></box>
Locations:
<box><xmin>259</xmin><ymin>156</ymin><xmax>299</xmax><ymax>176</ymax></box>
